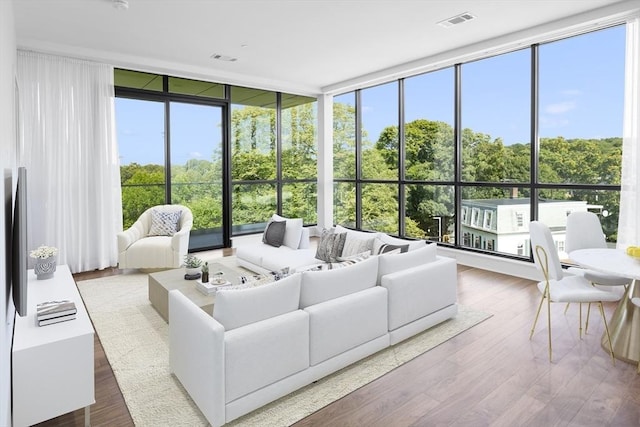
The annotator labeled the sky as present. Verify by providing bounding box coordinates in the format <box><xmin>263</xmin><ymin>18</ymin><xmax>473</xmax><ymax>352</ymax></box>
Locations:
<box><xmin>116</xmin><ymin>24</ymin><xmax>626</xmax><ymax>166</ymax></box>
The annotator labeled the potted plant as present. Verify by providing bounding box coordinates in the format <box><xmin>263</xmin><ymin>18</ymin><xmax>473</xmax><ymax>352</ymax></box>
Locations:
<box><xmin>30</xmin><ymin>245</ymin><xmax>58</xmax><ymax>280</ymax></box>
<box><xmin>201</xmin><ymin>262</ymin><xmax>209</xmax><ymax>283</ymax></box>
<box><xmin>183</xmin><ymin>254</ymin><xmax>203</xmax><ymax>276</ymax></box>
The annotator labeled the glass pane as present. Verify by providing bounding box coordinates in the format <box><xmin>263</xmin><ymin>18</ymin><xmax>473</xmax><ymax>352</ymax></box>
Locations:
<box><xmin>404</xmin><ymin>69</ymin><xmax>455</xmax><ymax>181</ymax></box>
<box><xmin>461</xmin><ymin>49</ymin><xmax>531</xmax><ymax>183</ymax></box>
<box><xmin>282</xmin><ymin>182</ymin><xmax>317</xmax><ymax>225</ymax></box>
<box><xmin>116</xmin><ymin>97</ymin><xmax>166</xmax><ymax>228</ymax></box>
<box><xmin>170</xmin><ymin>102</ymin><xmax>224</xmax><ymax>249</ymax></box>
<box><xmin>334</xmin><ymin>92</ymin><xmax>356</xmax><ymax>179</ymax></box>
<box><xmin>461</xmin><ymin>186</ymin><xmax>531</xmax><ymax>256</ymax></box>
<box><xmin>114</xmin><ymin>69</ymin><xmax>163</xmax><ymax>91</ymax></box>
<box><xmin>231</xmin><ymin>183</ymin><xmax>277</xmax><ymax>235</ymax></box>
<box><xmin>282</xmin><ymin>98</ymin><xmax>317</xmax><ymax>180</ymax></box>
<box><xmin>230</xmin><ymin>87</ymin><xmax>276</xmax><ymax>180</ymax></box>
<box><xmin>405</xmin><ymin>185</ymin><xmax>455</xmax><ymax>243</ymax></box>
<box><xmin>169</xmin><ymin>77</ymin><xmax>225</xmax><ymax>99</ymax></box>
<box><xmin>361</xmin><ymin>183</ymin><xmax>398</xmax><ymax>234</ymax></box>
<box><xmin>334</xmin><ymin>182</ymin><xmax>356</xmax><ymax>228</ymax></box>
<box><xmin>361</xmin><ymin>82</ymin><xmax>398</xmax><ymax>179</ymax></box>
<box><xmin>539</xmin><ymin>26</ymin><xmax>625</xmax><ymax>185</ymax></box>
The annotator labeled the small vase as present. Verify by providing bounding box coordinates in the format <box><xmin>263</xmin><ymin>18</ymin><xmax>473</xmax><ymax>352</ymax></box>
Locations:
<box><xmin>34</xmin><ymin>257</ymin><xmax>57</xmax><ymax>280</ymax></box>
<box><xmin>201</xmin><ymin>272</ymin><xmax>209</xmax><ymax>283</ymax></box>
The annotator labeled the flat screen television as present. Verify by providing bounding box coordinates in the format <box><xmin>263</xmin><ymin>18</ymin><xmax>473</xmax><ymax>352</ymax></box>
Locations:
<box><xmin>11</xmin><ymin>167</ymin><xmax>28</xmax><ymax>317</ymax></box>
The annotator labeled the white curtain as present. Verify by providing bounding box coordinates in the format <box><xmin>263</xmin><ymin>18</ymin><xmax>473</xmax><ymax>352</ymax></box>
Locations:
<box><xmin>618</xmin><ymin>17</ymin><xmax>640</xmax><ymax>250</ymax></box>
<box><xmin>17</xmin><ymin>51</ymin><xmax>122</xmax><ymax>273</ymax></box>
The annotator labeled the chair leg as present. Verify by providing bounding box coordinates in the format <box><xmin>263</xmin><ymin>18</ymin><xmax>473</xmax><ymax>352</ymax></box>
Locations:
<box><xmin>598</xmin><ymin>302</ymin><xmax>615</xmax><ymax>366</ymax></box>
<box><xmin>547</xmin><ymin>295</ymin><xmax>552</xmax><ymax>362</ymax></box>
<box><xmin>530</xmin><ymin>294</ymin><xmax>546</xmax><ymax>340</ymax></box>
<box><xmin>564</xmin><ymin>302</ymin><xmax>571</xmax><ymax>315</ymax></box>
<box><xmin>579</xmin><ymin>302</ymin><xmax>583</xmax><ymax>339</ymax></box>
<box><xmin>585</xmin><ymin>302</ymin><xmax>592</xmax><ymax>334</ymax></box>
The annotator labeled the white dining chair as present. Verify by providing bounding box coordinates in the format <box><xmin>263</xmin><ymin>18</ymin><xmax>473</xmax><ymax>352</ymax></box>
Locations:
<box><xmin>565</xmin><ymin>211</ymin><xmax>631</xmax><ymax>331</ymax></box>
<box><xmin>529</xmin><ymin>221</ymin><xmax>620</xmax><ymax>363</ymax></box>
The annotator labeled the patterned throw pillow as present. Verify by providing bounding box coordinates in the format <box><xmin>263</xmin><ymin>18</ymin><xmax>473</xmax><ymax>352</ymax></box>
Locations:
<box><xmin>315</xmin><ymin>229</ymin><xmax>347</xmax><ymax>262</ymax></box>
<box><xmin>148</xmin><ymin>209</ymin><xmax>182</xmax><ymax>236</ymax></box>
<box><xmin>262</xmin><ymin>220</ymin><xmax>286</xmax><ymax>247</ymax></box>
<box><xmin>376</xmin><ymin>243</ymin><xmax>409</xmax><ymax>255</ymax></box>
<box><xmin>305</xmin><ymin>252</ymin><xmax>370</xmax><ymax>271</ymax></box>
<box><xmin>341</xmin><ymin>236</ymin><xmax>375</xmax><ymax>258</ymax></box>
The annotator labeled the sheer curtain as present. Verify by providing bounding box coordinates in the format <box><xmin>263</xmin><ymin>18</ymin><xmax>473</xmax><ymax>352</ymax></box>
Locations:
<box><xmin>17</xmin><ymin>51</ymin><xmax>122</xmax><ymax>273</ymax></box>
<box><xmin>618</xmin><ymin>17</ymin><xmax>640</xmax><ymax>250</ymax></box>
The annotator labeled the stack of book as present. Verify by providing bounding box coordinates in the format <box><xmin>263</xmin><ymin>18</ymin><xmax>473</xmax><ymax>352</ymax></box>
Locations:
<box><xmin>36</xmin><ymin>300</ymin><xmax>77</xmax><ymax>326</ymax></box>
<box><xmin>195</xmin><ymin>279</ymin><xmax>231</xmax><ymax>295</ymax></box>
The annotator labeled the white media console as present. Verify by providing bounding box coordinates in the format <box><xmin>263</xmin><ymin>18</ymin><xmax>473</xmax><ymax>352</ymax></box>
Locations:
<box><xmin>12</xmin><ymin>265</ymin><xmax>95</xmax><ymax>426</ymax></box>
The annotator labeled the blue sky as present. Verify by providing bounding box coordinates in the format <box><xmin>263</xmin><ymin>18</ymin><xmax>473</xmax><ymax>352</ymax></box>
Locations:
<box><xmin>117</xmin><ymin>24</ymin><xmax>626</xmax><ymax>165</ymax></box>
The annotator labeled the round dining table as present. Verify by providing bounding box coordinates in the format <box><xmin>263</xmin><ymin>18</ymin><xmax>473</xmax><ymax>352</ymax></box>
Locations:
<box><xmin>569</xmin><ymin>248</ymin><xmax>640</xmax><ymax>364</ymax></box>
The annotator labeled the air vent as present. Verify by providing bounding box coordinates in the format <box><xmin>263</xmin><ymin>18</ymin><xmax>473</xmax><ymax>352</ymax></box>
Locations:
<box><xmin>210</xmin><ymin>54</ymin><xmax>238</xmax><ymax>62</ymax></box>
<box><xmin>437</xmin><ymin>12</ymin><xmax>475</xmax><ymax>28</ymax></box>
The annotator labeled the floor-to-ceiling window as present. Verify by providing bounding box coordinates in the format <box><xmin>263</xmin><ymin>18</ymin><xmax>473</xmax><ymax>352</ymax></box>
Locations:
<box><xmin>115</xmin><ymin>71</ymin><xmax>317</xmax><ymax>251</ymax></box>
<box><xmin>333</xmin><ymin>24</ymin><xmax>626</xmax><ymax>261</ymax></box>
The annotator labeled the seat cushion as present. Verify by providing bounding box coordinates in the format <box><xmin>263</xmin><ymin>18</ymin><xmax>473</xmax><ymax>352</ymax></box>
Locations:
<box><xmin>213</xmin><ymin>274</ymin><xmax>301</xmax><ymax>330</ymax></box>
<box><xmin>300</xmin><ymin>256</ymin><xmax>379</xmax><ymax>308</ymax></box>
<box><xmin>538</xmin><ymin>275</ymin><xmax>622</xmax><ymax>303</ymax></box>
<box><xmin>124</xmin><ymin>235</ymin><xmax>174</xmax><ymax>267</ymax></box>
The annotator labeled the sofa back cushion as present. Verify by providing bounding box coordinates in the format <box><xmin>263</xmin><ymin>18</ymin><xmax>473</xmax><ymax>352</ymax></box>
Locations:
<box><xmin>374</xmin><ymin>234</ymin><xmax>426</xmax><ymax>252</ymax></box>
<box><xmin>272</xmin><ymin>214</ymin><xmax>303</xmax><ymax>249</ymax></box>
<box><xmin>377</xmin><ymin>243</ymin><xmax>437</xmax><ymax>285</ymax></box>
<box><xmin>213</xmin><ymin>274</ymin><xmax>301</xmax><ymax>330</ymax></box>
<box><xmin>300</xmin><ymin>256</ymin><xmax>379</xmax><ymax>308</ymax></box>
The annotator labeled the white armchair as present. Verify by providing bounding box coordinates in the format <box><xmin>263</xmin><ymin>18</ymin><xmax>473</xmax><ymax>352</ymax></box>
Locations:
<box><xmin>117</xmin><ymin>204</ymin><xmax>193</xmax><ymax>269</ymax></box>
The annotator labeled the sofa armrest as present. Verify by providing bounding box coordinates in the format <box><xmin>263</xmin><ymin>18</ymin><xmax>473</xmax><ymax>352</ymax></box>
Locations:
<box><xmin>117</xmin><ymin>220</ymin><xmax>145</xmax><ymax>252</ymax></box>
<box><xmin>171</xmin><ymin>225</ymin><xmax>192</xmax><ymax>253</ymax></box>
<box><xmin>381</xmin><ymin>256</ymin><xmax>458</xmax><ymax>331</ymax></box>
<box><xmin>169</xmin><ymin>290</ymin><xmax>226</xmax><ymax>427</ymax></box>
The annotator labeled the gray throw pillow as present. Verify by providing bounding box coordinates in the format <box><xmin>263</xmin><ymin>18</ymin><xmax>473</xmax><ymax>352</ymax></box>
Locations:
<box><xmin>315</xmin><ymin>230</ymin><xmax>347</xmax><ymax>262</ymax></box>
<box><xmin>377</xmin><ymin>243</ymin><xmax>409</xmax><ymax>255</ymax></box>
<box><xmin>148</xmin><ymin>209</ymin><xmax>182</xmax><ymax>236</ymax></box>
<box><xmin>263</xmin><ymin>220</ymin><xmax>287</xmax><ymax>247</ymax></box>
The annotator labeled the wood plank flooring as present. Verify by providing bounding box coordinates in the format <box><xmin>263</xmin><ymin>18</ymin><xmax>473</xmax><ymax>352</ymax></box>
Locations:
<box><xmin>34</xmin><ymin>255</ymin><xmax>640</xmax><ymax>426</ymax></box>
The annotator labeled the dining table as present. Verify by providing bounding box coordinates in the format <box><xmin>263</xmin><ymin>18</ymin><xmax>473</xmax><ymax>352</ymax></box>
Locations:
<box><xmin>569</xmin><ymin>247</ymin><xmax>640</xmax><ymax>364</ymax></box>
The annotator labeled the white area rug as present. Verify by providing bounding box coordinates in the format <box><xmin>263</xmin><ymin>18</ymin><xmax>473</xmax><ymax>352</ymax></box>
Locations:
<box><xmin>77</xmin><ymin>260</ymin><xmax>491</xmax><ymax>427</ymax></box>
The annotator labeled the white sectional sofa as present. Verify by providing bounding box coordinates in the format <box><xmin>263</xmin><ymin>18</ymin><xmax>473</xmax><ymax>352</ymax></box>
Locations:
<box><xmin>169</xmin><ymin>243</ymin><xmax>458</xmax><ymax>426</ymax></box>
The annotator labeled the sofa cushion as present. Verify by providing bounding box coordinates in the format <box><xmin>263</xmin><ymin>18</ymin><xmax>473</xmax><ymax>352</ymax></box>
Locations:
<box><xmin>374</xmin><ymin>240</ymin><xmax>409</xmax><ymax>255</ymax></box>
<box><xmin>148</xmin><ymin>209</ymin><xmax>182</xmax><ymax>236</ymax></box>
<box><xmin>262</xmin><ymin>219</ymin><xmax>286</xmax><ymax>247</ymax></box>
<box><xmin>300</xmin><ymin>256</ymin><xmax>379</xmax><ymax>308</ymax></box>
<box><xmin>334</xmin><ymin>225</ymin><xmax>377</xmax><ymax>241</ymax></box>
<box><xmin>377</xmin><ymin>243</ymin><xmax>437</xmax><ymax>285</ymax></box>
<box><xmin>213</xmin><ymin>274</ymin><xmax>301</xmax><ymax>330</ymax></box>
<box><xmin>315</xmin><ymin>229</ymin><xmax>347</xmax><ymax>262</ymax></box>
<box><xmin>261</xmin><ymin>247</ymin><xmax>317</xmax><ymax>272</ymax></box>
<box><xmin>224</xmin><ymin>310</ymin><xmax>309</xmax><ymax>402</ymax></box>
<box><xmin>272</xmin><ymin>214</ymin><xmax>303</xmax><ymax>249</ymax></box>
<box><xmin>341</xmin><ymin>235</ymin><xmax>376</xmax><ymax>258</ymax></box>
<box><xmin>374</xmin><ymin>234</ymin><xmax>426</xmax><ymax>252</ymax></box>
<box><xmin>304</xmin><ymin>286</ymin><xmax>388</xmax><ymax>365</ymax></box>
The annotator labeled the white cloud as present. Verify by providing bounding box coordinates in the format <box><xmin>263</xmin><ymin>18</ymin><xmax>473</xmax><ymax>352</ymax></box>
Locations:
<box><xmin>190</xmin><ymin>151</ymin><xmax>203</xmax><ymax>158</ymax></box>
<box><xmin>544</xmin><ymin>101</ymin><xmax>576</xmax><ymax>115</ymax></box>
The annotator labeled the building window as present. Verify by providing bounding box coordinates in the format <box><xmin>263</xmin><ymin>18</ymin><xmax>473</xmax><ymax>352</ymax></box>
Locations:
<box><xmin>484</xmin><ymin>210</ymin><xmax>493</xmax><ymax>229</ymax></box>
<box><xmin>516</xmin><ymin>212</ymin><xmax>524</xmax><ymax>227</ymax></box>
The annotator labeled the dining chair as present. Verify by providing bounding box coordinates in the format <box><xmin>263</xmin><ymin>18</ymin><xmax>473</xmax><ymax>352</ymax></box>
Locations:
<box><xmin>529</xmin><ymin>221</ymin><xmax>620</xmax><ymax>363</ymax></box>
<box><xmin>565</xmin><ymin>211</ymin><xmax>631</xmax><ymax>331</ymax></box>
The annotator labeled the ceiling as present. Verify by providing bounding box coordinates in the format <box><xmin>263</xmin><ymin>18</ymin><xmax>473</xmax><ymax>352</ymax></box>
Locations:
<box><xmin>12</xmin><ymin>0</ymin><xmax>636</xmax><ymax>96</ymax></box>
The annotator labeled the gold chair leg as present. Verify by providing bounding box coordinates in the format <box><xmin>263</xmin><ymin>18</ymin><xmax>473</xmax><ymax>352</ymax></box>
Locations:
<box><xmin>547</xmin><ymin>294</ymin><xmax>552</xmax><ymax>362</ymax></box>
<box><xmin>579</xmin><ymin>302</ymin><xmax>583</xmax><ymax>339</ymax></box>
<box><xmin>598</xmin><ymin>302</ymin><xmax>615</xmax><ymax>366</ymax></box>
<box><xmin>564</xmin><ymin>302</ymin><xmax>571</xmax><ymax>315</ymax></box>
<box><xmin>530</xmin><ymin>294</ymin><xmax>546</xmax><ymax>340</ymax></box>
<box><xmin>585</xmin><ymin>302</ymin><xmax>592</xmax><ymax>334</ymax></box>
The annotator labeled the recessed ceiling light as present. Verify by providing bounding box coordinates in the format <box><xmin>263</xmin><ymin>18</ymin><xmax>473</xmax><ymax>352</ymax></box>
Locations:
<box><xmin>437</xmin><ymin>12</ymin><xmax>475</xmax><ymax>28</ymax></box>
<box><xmin>210</xmin><ymin>53</ymin><xmax>238</xmax><ymax>62</ymax></box>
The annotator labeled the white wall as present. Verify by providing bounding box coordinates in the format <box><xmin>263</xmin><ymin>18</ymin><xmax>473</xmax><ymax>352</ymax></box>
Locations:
<box><xmin>0</xmin><ymin>0</ymin><xmax>17</xmax><ymax>425</ymax></box>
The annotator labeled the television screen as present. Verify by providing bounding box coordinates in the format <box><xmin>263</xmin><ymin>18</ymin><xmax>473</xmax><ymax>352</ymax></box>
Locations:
<box><xmin>12</xmin><ymin>167</ymin><xmax>27</xmax><ymax>317</ymax></box>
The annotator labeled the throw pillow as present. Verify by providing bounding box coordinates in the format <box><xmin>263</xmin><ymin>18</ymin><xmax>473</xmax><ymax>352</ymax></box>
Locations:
<box><xmin>148</xmin><ymin>209</ymin><xmax>182</xmax><ymax>236</ymax></box>
<box><xmin>272</xmin><ymin>214</ymin><xmax>304</xmax><ymax>249</ymax></box>
<box><xmin>376</xmin><ymin>243</ymin><xmax>409</xmax><ymax>255</ymax></box>
<box><xmin>341</xmin><ymin>236</ymin><xmax>375</xmax><ymax>258</ymax></box>
<box><xmin>315</xmin><ymin>229</ymin><xmax>347</xmax><ymax>262</ymax></box>
<box><xmin>262</xmin><ymin>219</ymin><xmax>286</xmax><ymax>247</ymax></box>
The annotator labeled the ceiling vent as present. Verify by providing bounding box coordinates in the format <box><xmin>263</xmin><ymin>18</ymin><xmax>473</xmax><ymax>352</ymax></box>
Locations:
<box><xmin>437</xmin><ymin>12</ymin><xmax>475</xmax><ymax>28</ymax></box>
<box><xmin>210</xmin><ymin>53</ymin><xmax>238</xmax><ymax>62</ymax></box>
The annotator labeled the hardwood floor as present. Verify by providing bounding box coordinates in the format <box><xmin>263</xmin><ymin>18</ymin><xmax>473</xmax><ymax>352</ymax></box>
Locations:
<box><xmin>35</xmin><ymin>256</ymin><xmax>640</xmax><ymax>426</ymax></box>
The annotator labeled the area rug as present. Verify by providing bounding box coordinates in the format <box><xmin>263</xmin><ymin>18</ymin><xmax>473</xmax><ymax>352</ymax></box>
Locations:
<box><xmin>77</xmin><ymin>260</ymin><xmax>492</xmax><ymax>427</ymax></box>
